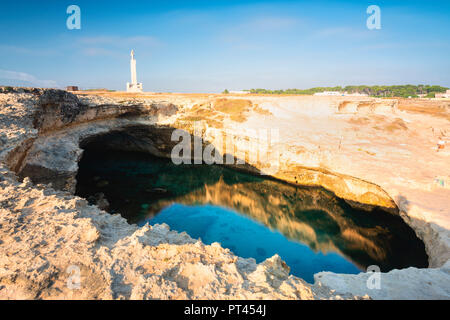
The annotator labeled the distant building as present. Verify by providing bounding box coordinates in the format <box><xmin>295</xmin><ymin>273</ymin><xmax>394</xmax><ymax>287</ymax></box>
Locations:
<box><xmin>314</xmin><ymin>91</ymin><xmax>342</xmax><ymax>96</ymax></box>
<box><xmin>229</xmin><ymin>90</ymin><xmax>249</xmax><ymax>94</ymax></box>
<box><xmin>66</xmin><ymin>86</ymin><xmax>78</xmax><ymax>91</ymax></box>
<box><xmin>343</xmin><ymin>92</ymin><xmax>369</xmax><ymax>97</ymax></box>
<box><xmin>314</xmin><ymin>91</ymin><xmax>369</xmax><ymax>97</ymax></box>
<box><xmin>435</xmin><ymin>90</ymin><xmax>450</xmax><ymax>99</ymax></box>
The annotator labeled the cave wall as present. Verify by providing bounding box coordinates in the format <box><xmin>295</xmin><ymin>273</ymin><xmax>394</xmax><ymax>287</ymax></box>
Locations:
<box><xmin>14</xmin><ymin>89</ymin><xmax>398</xmax><ymax>213</ymax></box>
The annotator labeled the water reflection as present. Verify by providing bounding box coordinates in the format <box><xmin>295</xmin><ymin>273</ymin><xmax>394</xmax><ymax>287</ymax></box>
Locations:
<box><xmin>76</xmin><ymin>149</ymin><xmax>428</xmax><ymax>283</ymax></box>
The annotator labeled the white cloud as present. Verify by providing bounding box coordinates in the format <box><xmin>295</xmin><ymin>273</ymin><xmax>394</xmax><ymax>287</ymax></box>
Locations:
<box><xmin>77</xmin><ymin>35</ymin><xmax>161</xmax><ymax>57</ymax></box>
<box><xmin>0</xmin><ymin>45</ymin><xmax>58</xmax><ymax>56</ymax></box>
<box><xmin>217</xmin><ymin>15</ymin><xmax>302</xmax><ymax>50</ymax></box>
<box><xmin>243</xmin><ymin>16</ymin><xmax>301</xmax><ymax>31</ymax></box>
<box><xmin>359</xmin><ymin>41</ymin><xmax>450</xmax><ymax>51</ymax></box>
<box><xmin>81</xmin><ymin>47</ymin><xmax>119</xmax><ymax>57</ymax></box>
<box><xmin>313</xmin><ymin>27</ymin><xmax>371</xmax><ymax>39</ymax></box>
<box><xmin>0</xmin><ymin>69</ymin><xmax>58</xmax><ymax>87</ymax></box>
<box><xmin>78</xmin><ymin>35</ymin><xmax>161</xmax><ymax>47</ymax></box>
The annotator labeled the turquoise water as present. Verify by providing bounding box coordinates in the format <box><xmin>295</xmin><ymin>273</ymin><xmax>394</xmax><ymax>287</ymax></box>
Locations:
<box><xmin>150</xmin><ymin>204</ymin><xmax>360</xmax><ymax>283</ymax></box>
<box><xmin>75</xmin><ymin>148</ymin><xmax>428</xmax><ymax>283</ymax></box>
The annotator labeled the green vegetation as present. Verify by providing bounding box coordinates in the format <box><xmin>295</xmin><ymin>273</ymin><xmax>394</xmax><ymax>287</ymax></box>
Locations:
<box><xmin>248</xmin><ymin>85</ymin><xmax>448</xmax><ymax>98</ymax></box>
<box><xmin>249</xmin><ymin>87</ymin><xmax>342</xmax><ymax>95</ymax></box>
<box><xmin>222</xmin><ymin>89</ymin><xmax>229</xmax><ymax>94</ymax></box>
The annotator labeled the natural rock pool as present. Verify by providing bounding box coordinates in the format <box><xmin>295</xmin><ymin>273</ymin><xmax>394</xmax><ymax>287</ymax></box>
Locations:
<box><xmin>75</xmin><ymin>148</ymin><xmax>428</xmax><ymax>283</ymax></box>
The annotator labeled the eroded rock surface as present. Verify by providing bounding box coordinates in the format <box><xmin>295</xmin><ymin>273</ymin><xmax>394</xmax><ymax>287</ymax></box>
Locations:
<box><xmin>1</xmin><ymin>88</ymin><xmax>449</xmax><ymax>299</ymax></box>
<box><xmin>0</xmin><ymin>172</ymin><xmax>353</xmax><ymax>299</ymax></box>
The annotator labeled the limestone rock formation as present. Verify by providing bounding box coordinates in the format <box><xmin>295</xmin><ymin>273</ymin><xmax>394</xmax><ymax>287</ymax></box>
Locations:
<box><xmin>0</xmin><ymin>88</ymin><xmax>449</xmax><ymax>299</ymax></box>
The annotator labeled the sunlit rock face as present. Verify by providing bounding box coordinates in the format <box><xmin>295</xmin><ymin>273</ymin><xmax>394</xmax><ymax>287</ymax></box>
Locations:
<box><xmin>2</xmin><ymin>89</ymin><xmax>448</xmax><ymax>299</ymax></box>
<box><xmin>14</xmin><ymin>90</ymin><xmax>399</xmax><ymax>212</ymax></box>
<box><xmin>16</xmin><ymin>93</ymin><xmax>178</xmax><ymax>193</ymax></box>
<box><xmin>75</xmin><ymin>146</ymin><xmax>428</xmax><ymax>282</ymax></box>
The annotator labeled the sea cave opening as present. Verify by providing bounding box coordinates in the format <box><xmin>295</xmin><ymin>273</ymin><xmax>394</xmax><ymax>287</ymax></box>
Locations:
<box><xmin>75</xmin><ymin>126</ymin><xmax>428</xmax><ymax>283</ymax></box>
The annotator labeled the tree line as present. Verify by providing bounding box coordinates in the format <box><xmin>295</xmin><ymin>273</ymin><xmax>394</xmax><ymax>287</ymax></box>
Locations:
<box><xmin>246</xmin><ymin>85</ymin><xmax>448</xmax><ymax>98</ymax></box>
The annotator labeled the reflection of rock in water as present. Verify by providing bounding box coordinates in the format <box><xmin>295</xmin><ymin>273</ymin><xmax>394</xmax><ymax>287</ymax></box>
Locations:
<box><xmin>149</xmin><ymin>176</ymin><xmax>427</xmax><ymax>272</ymax></box>
<box><xmin>75</xmin><ymin>149</ymin><xmax>428</xmax><ymax>274</ymax></box>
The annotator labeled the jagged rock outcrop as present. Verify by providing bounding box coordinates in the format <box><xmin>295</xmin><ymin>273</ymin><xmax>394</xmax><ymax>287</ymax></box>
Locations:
<box><xmin>0</xmin><ymin>170</ymin><xmax>356</xmax><ymax>299</ymax></box>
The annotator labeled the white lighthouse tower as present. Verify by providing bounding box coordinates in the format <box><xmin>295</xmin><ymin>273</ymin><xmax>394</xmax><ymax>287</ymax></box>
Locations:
<box><xmin>126</xmin><ymin>50</ymin><xmax>143</xmax><ymax>93</ymax></box>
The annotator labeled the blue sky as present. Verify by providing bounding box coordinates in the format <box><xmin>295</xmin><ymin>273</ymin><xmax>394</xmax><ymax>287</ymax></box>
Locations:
<box><xmin>0</xmin><ymin>0</ymin><xmax>449</xmax><ymax>92</ymax></box>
